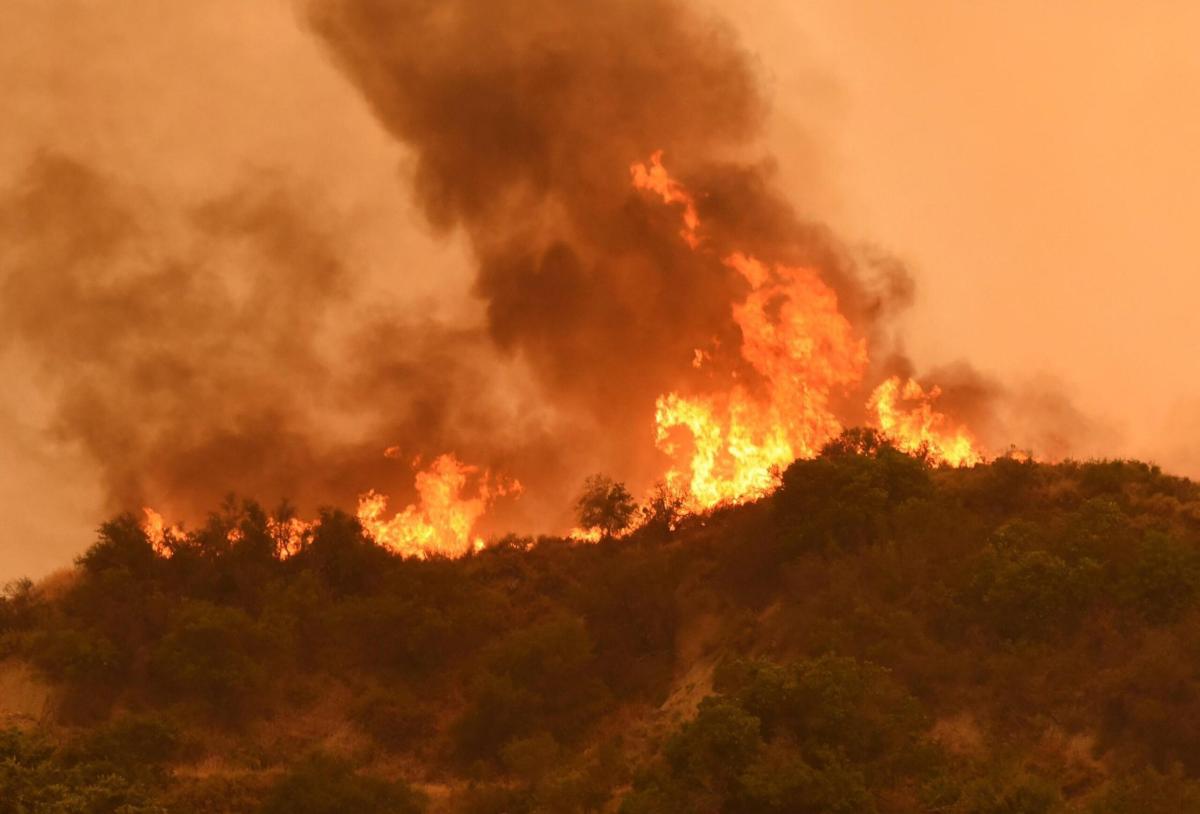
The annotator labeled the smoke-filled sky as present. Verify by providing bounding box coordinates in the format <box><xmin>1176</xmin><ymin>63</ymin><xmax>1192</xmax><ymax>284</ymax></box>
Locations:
<box><xmin>1</xmin><ymin>0</ymin><xmax>1197</xmax><ymax>580</ymax></box>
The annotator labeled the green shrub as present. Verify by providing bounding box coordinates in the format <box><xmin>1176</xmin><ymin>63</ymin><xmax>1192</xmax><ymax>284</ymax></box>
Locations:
<box><xmin>967</xmin><ymin>547</ymin><xmax>1100</xmax><ymax>640</ymax></box>
<box><xmin>259</xmin><ymin>753</ymin><xmax>425</xmax><ymax>814</ymax></box>
<box><xmin>775</xmin><ymin>429</ymin><xmax>932</xmax><ymax>553</ymax></box>
<box><xmin>1120</xmin><ymin>533</ymin><xmax>1200</xmax><ymax>623</ymax></box>
<box><xmin>0</xmin><ymin>727</ymin><xmax>164</xmax><ymax>813</ymax></box>
<box><xmin>1090</xmin><ymin>767</ymin><xmax>1200</xmax><ymax>813</ymax></box>
<box><xmin>738</xmin><ymin>743</ymin><xmax>874</xmax><ymax>814</ymax></box>
<box><xmin>351</xmin><ymin>686</ymin><xmax>434</xmax><ymax>751</ymax></box>
<box><xmin>150</xmin><ymin>600</ymin><xmax>270</xmax><ymax>718</ymax></box>
<box><xmin>63</xmin><ymin>713</ymin><xmax>181</xmax><ymax>778</ymax></box>
<box><xmin>454</xmin><ymin>615</ymin><xmax>610</xmax><ymax>761</ymax></box>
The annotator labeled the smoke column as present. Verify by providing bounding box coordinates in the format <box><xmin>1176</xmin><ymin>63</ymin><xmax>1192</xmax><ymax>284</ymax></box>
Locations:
<box><xmin>0</xmin><ymin>0</ymin><xmax>1034</xmax><ymax>542</ymax></box>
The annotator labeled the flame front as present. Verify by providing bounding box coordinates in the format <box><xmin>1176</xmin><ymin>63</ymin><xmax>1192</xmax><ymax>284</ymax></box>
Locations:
<box><xmin>636</xmin><ymin>152</ymin><xmax>980</xmax><ymax>511</ymax></box>
<box><xmin>141</xmin><ymin>507</ymin><xmax>180</xmax><ymax>557</ymax></box>
<box><xmin>656</xmin><ymin>253</ymin><xmax>867</xmax><ymax>509</ymax></box>
<box><xmin>268</xmin><ymin>516</ymin><xmax>317</xmax><ymax>559</ymax></box>
<box><xmin>142</xmin><ymin>153</ymin><xmax>984</xmax><ymax>556</ymax></box>
<box><xmin>357</xmin><ymin>453</ymin><xmax>519</xmax><ymax>558</ymax></box>
<box><xmin>868</xmin><ymin>376</ymin><xmax>982</xmax><ymax>466</ymax></box>
<box><xmin>141</xmin><ymin>454</ymin><xmax>517</xmax><ymax>561</ymax></box>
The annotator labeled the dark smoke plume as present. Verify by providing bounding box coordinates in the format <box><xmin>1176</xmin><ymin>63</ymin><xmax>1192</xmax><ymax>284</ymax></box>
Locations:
<box><xmin>309</xmin><ymin>0</ymin><xmax>919</xmax><ymax>455</ymax></box>
<box><xmin>2</xmin><ymin>0</ymin><xmax>1068</xmax><ymax>537</ymax></box>
<box><xmin>0</xmin><ymin>154</ymin><xmax>581</xmax><ymax>528</ymax></box>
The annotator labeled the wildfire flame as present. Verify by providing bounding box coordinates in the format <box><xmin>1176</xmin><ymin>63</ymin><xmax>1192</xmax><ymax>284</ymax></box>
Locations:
<box><xmin>140</xmin><ymin>454</ymin><xmax>517</xmax><ymax>561</ymax></box>
<box><xmin>867</xmin><ymin>376</ymin><xmax>982</xmax><ymax>467</ymax></box>
<box><xmin>356</xmin><ymin>453</ymin><xmax>520</xmax><ymax>558</ymax></box>
<box><xmin>635</xmin><ymin>152</ymin><xmax>981</xmax><ymax>511</ymax></box>
<box><xmin>567</xmin><ymin>526</ymin><xmax>604</xmax><ymax>543</ymax></box>
<box><xmin>140</xmin><ymin>153</ymin><xmax>983</xmax><ymax>557</ymax></box>
<box><xmin>655</xmin><ymin>254</ymin><xmax>866</xmax><ymax>510</ymax></box>
<box><xmin>141</xmin><ymin>507</ymin><xmax>181</xmax><ymax>557</ymax></box>
<box><xmin>268</xmin><ymin>516</ymin><xmax>317</xmax><ymax>559</ymax></box>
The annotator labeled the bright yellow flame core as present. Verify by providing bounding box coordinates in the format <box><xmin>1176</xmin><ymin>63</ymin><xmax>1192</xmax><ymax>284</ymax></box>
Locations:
<box><xmin>656</xmin><ymin>253</ymin><xmax>867</xmax><ymax>510</ymax></box>
<box><xmin>357</xmin><ymin>453</ymin><xmax>519</xmax><ymax>559</ymax></box>
<box><xmin>868</xmin><ymin>376</ymin><xmax>982</xmax><ymax>467</ymax></box>
<box><xmin>639</xmin><ymin>155</ymin><xmax>982</xmax><ymax>512</ymax></box>
<box><xmin>142</xmin><ymin>152</ymin><xmax>985</xmax><ymax>558</ymax></box>
<box><xmin>141</xmin><ymin>507</ymin><xmax>179</xmax><ymax>557</ymax></box>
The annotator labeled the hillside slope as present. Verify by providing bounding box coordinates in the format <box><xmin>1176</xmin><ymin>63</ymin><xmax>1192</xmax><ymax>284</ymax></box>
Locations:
<box><xmin>3</xmin><ymin>430</ymin><xmax>1200</xmax><ymax>812</ymax></box>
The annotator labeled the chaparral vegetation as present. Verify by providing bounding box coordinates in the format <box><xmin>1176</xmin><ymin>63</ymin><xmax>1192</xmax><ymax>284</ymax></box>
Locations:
<box><xmin>3</xmin><ymin>431</ymin><xmax>1200</xmax><ymax>812</ymax></box>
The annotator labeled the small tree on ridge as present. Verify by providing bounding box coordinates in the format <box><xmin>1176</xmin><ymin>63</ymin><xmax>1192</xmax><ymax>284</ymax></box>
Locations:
<box><xmin>576</xmin><ymin>475</ymin><xmax>637</xmax><ymax>539</ymax></box>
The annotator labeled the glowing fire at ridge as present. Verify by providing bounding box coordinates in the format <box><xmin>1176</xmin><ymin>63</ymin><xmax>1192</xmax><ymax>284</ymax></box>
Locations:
<box><xmin>141</xmin><ymin>507</ymin><xmax>315</xmax><ymax>559</ymax></box>
<box><xmin>357</xmin><ymin>453</ymin><xmax>520</xmax><ymax>559</ymax></box>
<box><xmin>141</xmin><ymin>154</ymin><xmax>982</xmax><ymax>555</ymax></box>
<box><xmin>634</xmin><ymin>152</ymin><xmax>980</xmax><ymax>510</ymax></box>
<box><xmin>868</xmin><ymin>376</ymin><xmax>982</xmax><ymax>467</ymax></box>
<box><xmin>656</xmin><ymin>253</ymin><xmax>867</xmax><ymax>509</ymax></box>
<box><xmin>141</xmin><ymin>507</ymin><xmax>181</xmax><ymax>557</ymax></box>
<box><xmin>268</xmin><ymin>517</ymin><xmax>316</xmax><ymax>559</ymax></box>
<box><xmin>568</xmin><ymin>526</ymin><xmax>604</xmax><ymax>543</ymax></box>
<box><xmin>141</xmin><ymin>454</ymin><xmax>517</xmax><ymax>560</ymax></box>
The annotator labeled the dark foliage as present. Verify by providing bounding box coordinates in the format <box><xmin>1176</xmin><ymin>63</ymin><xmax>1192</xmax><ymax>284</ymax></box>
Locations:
<box><xmin>260</xmin><ymin>753</ymin><xmax>425</xmax><ymax>814</ymax></box>
<box><xmin>4</xmin><ymin>433</ymin><xmax>1200</xmax><ymax>811</ymax></box>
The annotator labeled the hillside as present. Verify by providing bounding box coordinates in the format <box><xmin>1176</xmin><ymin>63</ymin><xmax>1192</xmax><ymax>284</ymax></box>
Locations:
<box><xmin>4</xmin><ymin>430</ymin><xmax>1200</xmax><ymax>813</ymax></box>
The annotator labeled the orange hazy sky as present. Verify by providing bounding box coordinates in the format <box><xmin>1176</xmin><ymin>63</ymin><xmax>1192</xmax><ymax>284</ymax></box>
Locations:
<box><xmin>1</xmin><ymin>0</ymin><xmax>1197</xmax><ymax>578</ymax></box>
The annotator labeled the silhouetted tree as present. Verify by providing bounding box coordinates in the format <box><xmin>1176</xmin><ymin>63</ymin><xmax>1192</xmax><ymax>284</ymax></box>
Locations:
<box><xmin>576</xmin><ymin>475</ymin><xmax>637</xmax><ymax>538</ymax></box>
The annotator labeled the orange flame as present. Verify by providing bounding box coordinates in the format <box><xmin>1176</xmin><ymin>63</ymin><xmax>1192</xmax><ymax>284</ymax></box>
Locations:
<box><xmin>268</xmin><ymin>516</ymin><xmax>317</xmax><ymax>559</ymax></box>
<box><xmin>567</xmin><ymin>526</ymin><xmax>604</xmax><ymax>543</ymax></box>
<box><xmin>140</xmin><ymin>507</ymin><xmax>181</xmax><ymax>557</ymax></box>
<box><xmin>867</xmin><ymin>376</ymin><xmax>981</xmax><ymax>466</ymax></box>
<box><xmin>138</xmin><ymin>455</ymin><xmax>515</xmax><ymax>560</ymax></box>
<box><xmin>141</xmin><ymin>506</ymin><xmax>316</xmax><ymax>559</ymax></box>
<box><xmin>654</xmin><ymin>252</ymin><xmax>867</xmax><ymax>510</ymax></box>
<box><xmin>356</xmin><ymin>453</ymin><xmax>519</xmax><ymax>558</ymax></box>
<box><xmin>633</xmin><ymin>152</ymin><xmax>980</xmax><ymax>510</ymax></box>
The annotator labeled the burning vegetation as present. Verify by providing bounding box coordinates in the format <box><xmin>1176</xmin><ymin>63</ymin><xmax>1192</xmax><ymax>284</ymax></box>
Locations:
<box><xmin>134</xmin><ymin>152</ymin><xmax>982</xmax><ymax>551</ymax></box>
<box><xmin>3</xmin><ymin>0</ymin><xmax>1197</xmax><ymax>812</ymax></box>
<box><xmin>7</xmin><ymin>451</ymin><xmax>1200</xmax><ymax>812</ymax></box>
<box><xmin>0</xmin><ymin>0</ymin><xmax>1034</xmax><ymax>564</ymax></box>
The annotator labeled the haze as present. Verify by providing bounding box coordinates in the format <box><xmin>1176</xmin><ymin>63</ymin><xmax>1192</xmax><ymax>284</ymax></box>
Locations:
<box><xmin>1</xmin><ymin>0</ymin><xmax>1196</xmax><ymax>579</ymax></box>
